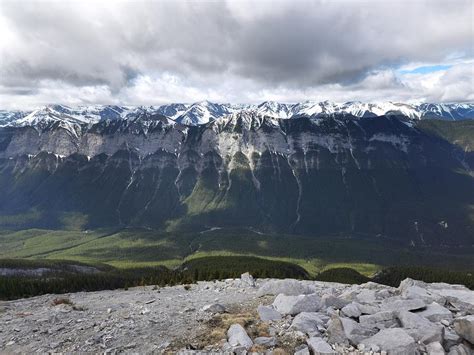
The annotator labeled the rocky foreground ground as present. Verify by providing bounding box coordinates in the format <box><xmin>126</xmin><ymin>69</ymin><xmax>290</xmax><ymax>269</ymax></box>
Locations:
<box><xmin>1</xmin><ymin>274</ymin><xmax>473</xmax><ymax>354</ymax></box>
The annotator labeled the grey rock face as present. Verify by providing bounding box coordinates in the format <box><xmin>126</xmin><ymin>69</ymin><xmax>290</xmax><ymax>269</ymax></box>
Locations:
<box><xmin>327</xmin><ymin>315</ymin><xmax>377</xmax><ymax>346</ymax></box>
<box><xmin>306</xmin><ymin>337</ymin><xmax>336</xmax><ymax>355</ymax></box>
<box><xmin>359</xmin><ymin>311</ymin><xmax>398</xmax><ymax>330</ymax></box>
<box><xmin>453</xmin><ymin>315</ymin><xmax>474</xmax><ymax>344</ymax></box>
<box><xmin>257</xmin><ymin>305</ymin><xmax>282</xmax><ymax>321</ymax></box>
<box><xmin>290</xmin><ymin>312</ymin><xmax>328</xmax><ymax>336</ymax></box>
<box><xmin>397</xmin><ymin>310</ymin><xmax>444</xmax><ymax>344</ymax></box>
<box><xmin>272</xmin><ymin>293</ymin><xmax>322</xmax><ymax>315</ymax></box>
<box><xmin>240</xmin><ymin>272</ymin><xmax>255</xmax><ymax>287</ymax></box>
<box><xmin>444</xmin><ymin>328</ymin><xmax>462</xmax><ymax>350</ymax></box>
<box><xmin>321</xmin><ymin>294</ymin><xmax>350</xmax><ymax>310</ymax></box>
<box><xmin>360</xmin><ymin>328</ymin><xmax>417</xmax><ymax>355</ymax></box>
<box><xmin>253</xmin><ymin>336</ymin><xmax>276</xmax><ymax>347</ymax></box>
<box><xmin>341</xmin><ymin>302</ymin><xmax>361</xmax><ymax>318</ymax></box>
<box><xmin>416</xmin><ymin>302</ymin><xmax>453</xmax><ymax>322</ymax></box>
<box><xmin>426</xmin><ymin>341</ymin><xmax>446</xmax><ymax>355</ymax></box>
<box><xmin>294</xmin><ymin>344</ymin><xmax>310</xmax><ymax>355</ymax></box>
<box><xmin>227</xmin><ymin>324</ymin><xmax>253</xmax><ymax>349</ymax></box>
<box><xmin>382</xmin><ymin>297</ymin><xmax>426</xmax><ymax>312</ymax></box>
<box><xmin>447</xmin><ymin>344</ymin><xmax>473</xmax><ymax>355</ymax></box>
<box><xmin>400</xmin><ymin>278</ymin><xmax>474</xmax><ymax>313</ymax></box>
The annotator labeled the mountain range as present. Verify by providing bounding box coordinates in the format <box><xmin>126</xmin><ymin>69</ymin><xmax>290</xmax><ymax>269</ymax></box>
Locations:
<box><xmin>1</xmin><ymin>101</ymin><xmax>474</xmax><ymax>248</ymax></box>
<box><xmin>1</xmin><ymin>101</ymin><xmax>473</xmax><ymax>129</ymax></box>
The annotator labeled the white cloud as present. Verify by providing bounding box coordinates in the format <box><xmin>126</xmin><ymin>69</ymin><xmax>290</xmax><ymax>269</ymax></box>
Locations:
<box><xmin>0</xmin><ymin>0</ymin><xmax>472</xmax><ymax>108</ymax></box>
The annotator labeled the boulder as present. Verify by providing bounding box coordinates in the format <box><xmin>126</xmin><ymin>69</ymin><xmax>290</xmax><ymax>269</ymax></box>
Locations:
<box><xmin>360</xmin><ymin>328</ymin><xmax>417</xmax><ymax>355</ymax></box>
<box><xmin>443</xmin><ymin>328</ymin><xmax>462</xmax><ymax>350</ymax></box>
<box><xmin>447</xmin><ymin>344</ymin><xmax>473</xmax><ymax>355</ymax></box>
<box><xmin>254</xmin><ymin>336</ymin><xmax>276</xmax><ymax>347</ymax></box>
<box><xmin>426</xmin><ymin>341</ymin><xmax>446</xmax><ymax>355</ymax></box>
<box><xmin>227</xmin><ymin>324</ymin><xmax>253</xmax><ymax>349</ymax></box>
<box><xmin>453</xmin><ymin>315</ymin><xmax>474</xmax><ymax>344</ymax></box>
<box><xmin>327</xmin><ymin>315</ymin><xmax>377</xmax><ymax>345</ymax></box>
<box><xmin>399</xmin><ymin>278</ymin><xmax>441</xmax><ymax>303</ymax></box>
<box><xmin>355</xmin><ymin>289</ymin><xmax>377</xmax><ymax>304</ymax></box>
<box><xmin>290</xmin><ymin>312</ymin><xmax>328</xmax><ymax>336</ymax></box>
<box><xmin>272</xmin><ymin>293</ymin><xmax>322</xmax><ymax>315</ymax></box>
<box><xmin>400</xmin><ymin>278</ymin><xmax>474</xmax><ymax>313</ymax></box>
<box><xmin>294</xmin><ymin>344</ymin><xmax>310</xmax><ymax>355</ymax></box>
<box><xmin>416</xmin><ymin>302</ymin><xmax>453</xmax><ymax>323</ymax></box>
<box><xmin>257</xmin><ymin>279</ymin><xmax>315</xmax><ymax>296</ymax></box>
<box><xmin>341</xmin><ymin>302</ymin><xmax>361</xmax><ymax>318</ymax></box>
<box><xmin>357</xmin><ymin>303</ymin><xmax>381</xmax><ymax>315</ymax></box>
<box><xmin>201</xmin><ymin>303</ymin><xmax>226</xmax><ymax>313</ymax></box>
<box><xmin>257</xmin><ymin>305</ymin><xmax>282</xmax><ymax>321</ymax></box>
<box><xmin>306</xmin><ymin>337</ymin><xmax>336</xmax><ymax>355</ymax></box>
<box><xmin>397</xmin><ymin>310</ymin><xmax>444</xmax><ymax>344</ymax></box>
<box><xmin>382</xmin><ymin>297</ymin><xmax>426</xmax><ymax>312</ymax></box>
<box><xmin>240</xmin><ymin>272</ymin><xmax>255</xmax><ymax>287</ymax></box>
<box><xmin>321</xmin><ymin>294</ymin><xmax>350</xmax><ymax>309</ymax></box>
<box><xmin>359</xmin><ymin>311</ymin><xmax>398</xmax><ymax>330</ymax></box>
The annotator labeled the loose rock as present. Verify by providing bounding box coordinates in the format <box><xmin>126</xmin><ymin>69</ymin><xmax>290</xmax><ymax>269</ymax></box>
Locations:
<box><xmin>453</xmin><ymin>315</ymin><xmax>474</xmax><ymax>344</ymax></box>
<box><xmin>361</xmin><ymin>328</ymin><xmax>417</xmax><ymax>355</ymax></box>
<box><xmin>227</xmin><ymin>324</ymin><xmax>253</xmax><ymax>349</ymax></box>
<box><xmin>257</xmin><ymin>305</ymin><xmax>282</xmax><ymax>321</ymax></box>
<box><xmin>272</xmin><ymin>293</ymin><xmax>322</xmax><ymax>315</ymax></box>
<box><xmin>307</xmin><ymin>337</ymin><xmax>336</xmax><ymax>355</ymax></box>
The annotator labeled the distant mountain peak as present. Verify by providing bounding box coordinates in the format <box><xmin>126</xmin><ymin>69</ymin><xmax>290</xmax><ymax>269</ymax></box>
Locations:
<box><xmin>1</xmin><ymin>101</ymin><xmax>473</xmax><ymax>132</ymax></box>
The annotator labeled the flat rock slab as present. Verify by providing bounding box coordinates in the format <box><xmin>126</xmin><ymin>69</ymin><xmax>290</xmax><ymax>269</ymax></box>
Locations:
<box><xmin>361</xmin><ymin>328</ymin><xmax>417</xmax><ymax>355</ymax></box>
<box><xmin>307</xmin><ymin>337</ymin><xmax>336</xmax><ymax>355</ymax></box>
<box><xmin>291</xmin><ymin>312</ymin><xmax>328</xmax><ymax>335</ymax></box>
<box><xmin>227</xmin><ymin>324</ymin><xmax>253</xmax><ymax>349</ymax></box>
<box><xmin>257</xmin><ymin>305</ymin><xmax>282</xmax><ymax>321</ymax></box>
<box><xmin>272</xmin><ymin>293</ymin><xmax>322</xmax><ymax>315</ymax></box>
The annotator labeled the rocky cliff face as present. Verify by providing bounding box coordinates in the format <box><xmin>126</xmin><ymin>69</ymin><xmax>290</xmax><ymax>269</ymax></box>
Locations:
<box><xmin>0</xmin><ymin>112</ymin><xmax>473</xmax><ymax>246</ymax></box>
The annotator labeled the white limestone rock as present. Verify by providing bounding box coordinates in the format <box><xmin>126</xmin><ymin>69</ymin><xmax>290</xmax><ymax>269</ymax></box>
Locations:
<box><xmin>327</xmin><ymin>315</ymin><xmax>377</xmax><ymax>346</ymax></box>
<box><xmin>306</xmin><ymin>337</ymin><xmax>336</xmax><ymax>355</ymax></box>
<box><xmin>290</xmin><ymin>312</ymin><xmax>329</xmax><ymax>336</ymax></box>
<box><xmin>254</xmin><ymin>336</ymin><xmax>276</xmax><ymax>347</ymax></box>
<box><xmin>426</xmin><ymin>341</ymin><xmax>446</xmax><ymax>355</ymax></box>
<box><xmin>360</xmin><ymin>328</ymin><xmax>417</xmax><ymax>355</ymax></box>
<box><xmin>227</xmin><ymin>324</ymin><xmax>253</xmax><ymax>350</ymax></box>
<box><xmin>382</xmin><ymin>297</ymin><xmax>426</xmax><ymax>312</ymax></box>
<box><xmin>272</xmin><ymin>293</ymin><xmax>322</xmax><ymax>315</ymax></box>
<box><xmin>257</xmin><ymin>279</ymin><xmax>315</xmax><ymax>296</ymax></box>
<box><xmin>240</xmin><ymin>272</ymin><xmax>255</xmax><ymax>287</ymax></box>
<box><xmin>341</xmin><ymin>302</ymin><xmax>361</xmax><ymax>318</ymax></box>
<box><xmin>257</xmin><ymin>305</ymin><xmax>282</xmax><ymax>321</ymax></box>
<box><xmin>397</xmin><ymin>310</ymin><xmax>444</xmax><ymax>344</ymax></box>
<box><xmin>447</xmin><ymin>344</ymin><xmax>473</xmax><ymax>355</ymax></box>
<box><xmin>416</xmin><ymin>302</ymin><xmax>453</xmax><ymax>322</ymax></box>
<box><xmin>453</xmin><ymin>315</ymin><xmax>474</xmax><ymax>344</ymax></box>
<box><xmin>294</xmin><ymin>344</ymin><xmax>310</xmax><ymax>355</ymax></box>
<box><xmin>359</xmin><ymin>311</ymin><xmax>398</xmax><ymax>330</ymax></box>
<box><xmin>201</xmin><ymin>303</ymin><xmax>226</xmax><ymax>313</ymax></box>
<box><xmin>321</xmin><ymin>294</ymin><xmax>350</xmax><ymax>310</ymax></box>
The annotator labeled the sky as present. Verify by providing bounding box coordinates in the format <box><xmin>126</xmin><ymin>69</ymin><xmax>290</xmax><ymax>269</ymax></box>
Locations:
<box><xmin>0</xmin><ymin>0</ymin><xmax>473</xmax><ymax>109</ymax></box>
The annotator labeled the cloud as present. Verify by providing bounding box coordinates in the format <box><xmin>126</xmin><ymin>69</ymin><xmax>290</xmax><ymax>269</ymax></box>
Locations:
<box><xmin>0</xmin><ymin>0</ymin><xmax>472</xmax><ymax>108</ymax></box>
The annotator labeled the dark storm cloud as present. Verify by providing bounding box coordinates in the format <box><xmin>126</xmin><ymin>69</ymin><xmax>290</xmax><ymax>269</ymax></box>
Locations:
<box><xmin>0</xmin><ymin>0</ymin><xmax>472</xmax><ymax>106</ymax></box>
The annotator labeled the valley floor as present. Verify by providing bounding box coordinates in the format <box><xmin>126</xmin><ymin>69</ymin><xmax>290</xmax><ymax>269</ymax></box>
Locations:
<box><xmin>1</xmin><ymin>228</ymin><xmax>473</xmax><ymax>276</ymax></box>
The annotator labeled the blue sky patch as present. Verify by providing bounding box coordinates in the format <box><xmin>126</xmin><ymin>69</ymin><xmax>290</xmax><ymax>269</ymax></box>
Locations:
<box><xmin>399</xmin><ymin>64</ymin><xmax>452</xmax><ymax>75</ymax></box>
